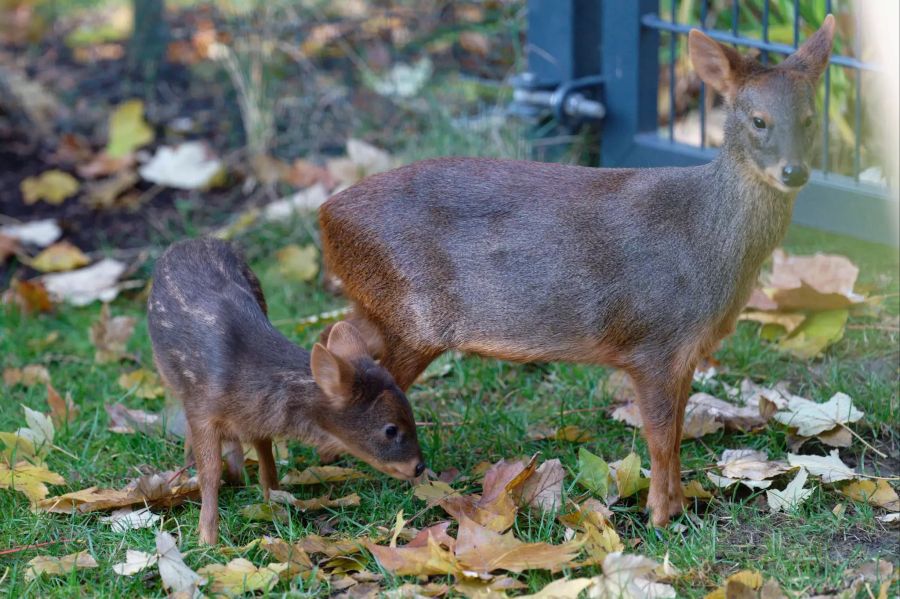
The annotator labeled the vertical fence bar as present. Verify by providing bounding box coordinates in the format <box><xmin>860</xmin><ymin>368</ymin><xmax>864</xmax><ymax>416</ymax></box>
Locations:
<box><xmin>699</xmin><ymin>0</ymin><xmax>707</xmax><ymax>148</ymax></box>
<box><xmin>731</xmin><ymin>0</ymin><xmax>738</xmax><ymax>36</ymax></box>
<box><xmin>853</xmin><ymin>12</ymin><xmax>862</xmax><ymax>181</ymax></box>
<box><xmin>822</xmin><ymin>3</ymin><xmax>832</xmax><ymax>175</ymax></box>
<box><xmin>668</xmin><ymin>0</ymin><xmax>677</xmax><ymax>142</ymax></box>
<box><xmin>599</xmin><ymin>0</ymin><xmax>660</xmax><ymax>167</ymax></box>
<box><xmin>792</xmin><ymin>0</ymin><xmax>800</xmax><ymax>47</ymax></box>
<box><xmin>761</xmin><ymin>0</ymin><xmax>770</xmax><ymax>63</ymax></box>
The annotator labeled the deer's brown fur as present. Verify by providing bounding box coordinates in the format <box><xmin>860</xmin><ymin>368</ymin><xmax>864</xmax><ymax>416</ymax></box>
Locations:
<box><xmin>148</xmin><ymin>238</ymin><xmax>424</xmax><ymax>544</ymax></box>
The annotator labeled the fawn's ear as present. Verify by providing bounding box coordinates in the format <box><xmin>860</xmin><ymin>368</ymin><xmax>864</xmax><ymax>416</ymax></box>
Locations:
<box><xmin>311</xmin><ymin>343</ymin><xmax>355</xmax><ymax>408</ymax></box>
<box><xmin>781</xmin><ymin>14</ymin><xmax>835</xmax><ymax>83</ymax></box>
<box><xmin>689</xmin><ymin>29</ymin><xmax>748</xmax><ymax>101</ymax></box>
<box><xmin>324</xmin><ymin>321</ymin><xmax>370</xmax><ymax>361</ymax></box>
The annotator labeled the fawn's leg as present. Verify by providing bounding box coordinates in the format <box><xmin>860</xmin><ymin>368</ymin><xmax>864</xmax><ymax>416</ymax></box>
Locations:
<box><xmin>222</xmin><ymin>439</ymin><xmax>244</xmax><ymax>485</ymax></box>
<box><xmin>631</xmin><ymin>367</ymin><xmax>691</xmax><ymax>526</ymax></box>
<box><xmin>254</xmin><ymin>439</ymin><xmax>279</xmax><ymax>499</ymax></box>
<box><xmin>192</xmin><ymin>423</ymin><xmax>223</xmax><ymax>545</ymax></box>
<box><xmin>183</xmin><ymin>422</ymin><xmax>194</xmax><ymax>468</ymax></box>
<box><xmin>378</xmin><ymin>334</ymin><xmax>442</xmax><ymax>391</ymax></box>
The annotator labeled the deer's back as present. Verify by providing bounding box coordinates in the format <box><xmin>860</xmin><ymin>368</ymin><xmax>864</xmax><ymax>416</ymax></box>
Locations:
<box><xmin>321</xmin><ymin>157</ymin><xmax>731</xmax><ymax>362</ymax></box>
<box><xmin>148</xmin><ymin>238</ymin><xmax>308</xmax><ymax>410</ymax></box>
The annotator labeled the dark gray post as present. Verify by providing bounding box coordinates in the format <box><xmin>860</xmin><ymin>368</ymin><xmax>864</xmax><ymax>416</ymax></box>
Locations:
<box><xmin>600</xmin><ymin>0</ymin><xmax>659</xmax><ymax>167</ymax></box>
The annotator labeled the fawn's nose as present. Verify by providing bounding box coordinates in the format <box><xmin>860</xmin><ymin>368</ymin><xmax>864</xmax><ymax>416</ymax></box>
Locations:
<box><xmin>781</xmin><ymin>164</ymin><xmax>809</xmax><ymax>188</ymax></box>
<box><xmin>414</xmin><ymin>462</ymin><xmax>426</xmax><ymax>477</ymax></box>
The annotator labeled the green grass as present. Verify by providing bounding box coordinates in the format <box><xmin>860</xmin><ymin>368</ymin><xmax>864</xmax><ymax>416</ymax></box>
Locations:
<box><xmin>1</xmin><ymin>213</ymin><xmax>897</xmax><ymax>597</ymax></box>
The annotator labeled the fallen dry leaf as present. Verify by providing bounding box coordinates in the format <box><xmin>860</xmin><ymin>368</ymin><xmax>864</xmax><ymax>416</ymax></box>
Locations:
<box><xmin>367</xmin><ymin>522</ymin><xmax>459</xmax><ymax>577</ymax></box>
<box><xmin>37</xmin><ymin>468</ymin><xmax>199</xmax><ymax>513</ymax></box>
<box><xmin>275</xmin><ymin>244</ymin><xmax>319</xmax><ymax>282</ymax></box>
<box><xmin>787</xmin><ymin>451</ymin><xmax>856</xmax><ymax>483</ymax></box>
<box><xmin>717</xmin><ymin>449</ymin><xmax>790</xmax><ymax>481</ymax></box>
<box><xmin>106</xmin><ymin>99</ymin><xmax>154</xmax><ymax>158</ymax></box>
<box><xmin>0</xmin><ymin>461</ymin><xmax>65</xmax><ymax>502</ymax></box>
<box><xmin>590</xmin><ymin>552</ymin><xmax>676</xmax><ymax>599</ymax></box>
<box><xmin>117</xmin><ymin>368</ymin><xmax>164</xmax><ymax>399</ymax></box>
<box><xmin>0</xmin><ymin>219</ymin><xmax>62</xmax><ymax>247</ymax></box>
<box><xmin>269</xmin><ymin>489</ymin><xmax>361</xmax><ymax>511</ymax></box>
<box><xmin>156</xmin><ymin>531</ymin><xmax>207</xmax><ymax>595</ymax></box>
<box><xmin>764</xmin><ymin>249</ymin><xmax>864</xmax><ymax>311</ymax></box>
<box><xmin>21</xmin><ymin>170</ymin><xmax>80</xmax><ymax>205</ymax></box>
<box><xmin>280</xmin><ymin>466</ymin><xmax>370</xmax><ymax>485</ymax></box>
<box><xmin>777</xmin><ymin>308</ymin><xmax>849</xmax><ymax>359</ymax></box>
<box><xmin>84</xmin><ymin>170</ymin><xmax>140</xmax><ymax>210</ymax></box>
<box><xmin>105</xmin><ymin>403</ymin><xmax>162</xmax><ymax>435</ymax></box>
<box><xmin>29</xmin><ymin>241</ymin><xmax>90</xmax><ymax>273</ymax></box>
<box><xmin>520</xmin><ymin>577</ymin><xmax>594</xmax><ymax>599</ymax></box>
<box><xmin>46</xmin><ymin>383</ymin><xmax>79</xmax><ymax>425</ymax></box>
<box><xmin>139</xmin><ymin>142</ymin><xmax>223</xmax><ymax>189</ymax></box>
<box><xmin>3</xmin><ymin>279</ymin><xmax>53</xmax><ymax>313</ymax></box>
<box><xmin>3</xmin><ymin>364</ymin><xmax>50</xmax><ymax>387</ymax></box>
<box><xmin>683</xmin><ymin>480</ymin><xmax>714</xmax><ymax>500</ymax></box>
<box><xmin>18</xmin><ymin>405</ymin><xmax>55</xmax><ymax>450</ymax></box>
<box><xmin>258</xmin><ymin>536</ymin><xmax>317</xmax><ymax>575</ymax></box>
<box><xmin>241</xmin><ymin>502</ymin><xmax>289</xmax><ymax>522</ymax></box>
<box><xmin>0</xmin><ymin>432</ymin><xmax>38</xmax><ymax>464</ymax></box>
<box><xmin>840</xmin><ymin>479</ymin><xmax>900</xmax><ymax>511</ymax></box>
<box><xmin>767</xmin><ymin>468</ymin><xmax>814</xmax><ymax>512</ymax></box>
<box><xmin>613</xmin><ymin>453</ymin><xmax>649</xmax><ymax>499</ymax></box>
<box><xmin>100</xmin><ymin>507</ymin><xmax>161</xmax><ymax>531</ymax></box>
<box><xmin>112</xmin><ymin>549</ymin><xmax>158</xmax><ymax>576</ymax></box>
<box><xmin>529</xmin><ymin>424</ymin><xmax>595</xmax><ymax>443</ymax></box>
<box><xmin>261</xmin><ymin>184</ymin><xmax>330</xmax><ymax>221</ymax></box>
<box><xmin>41</xmin><ymin>258</ymin><xmax>127</xmax><ymax>306</ymax></box>
<box><xmin>773</xmin><ymin>392</ymin><xmax>862</xmax><ymax>438</ymax></box>
<box><xmin>77</xmin><ymin>151</ymin><xmax>136</xmax><ymax>179</ymax></box>
<box><xmin>327</xmin><ymin>138</ymin><xmax>396</xmax><ymax>188</ymax></box>
<box><xmin>198</xmin><ymin>558</ymin><xmax>283</xmax><ymax>596</ymax></box>
<box><xmin>520</xmin><ymin>458</ymin><xmax>565</xmax><ymax>512</ymax></box>
<box><xmin>455</xmin><ymin>515</ymin><xmax>580</xmax><ymax>574</ymax></box>
<box><xmin>25</xmin><ymin>550</ymin><xmax>98</xmax><ymax>580</ymax></box>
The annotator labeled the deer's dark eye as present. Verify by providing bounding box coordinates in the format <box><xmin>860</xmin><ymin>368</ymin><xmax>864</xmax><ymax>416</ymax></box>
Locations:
<box><xmin>752</xmin><ymin>117</ymin><xmax>767</xmax><ymax>130</ymax></box>
<box><xmin>384</xmin><ymin>424</ymin><xmax>398</xmax><ymax>439</ymax></box>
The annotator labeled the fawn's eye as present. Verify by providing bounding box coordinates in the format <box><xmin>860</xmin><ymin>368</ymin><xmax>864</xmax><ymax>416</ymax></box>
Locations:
<box><xmin>752</xmin><ymin>117</ymin><xmax>767</xmax><ymax>130</ymax></box>
<box><xmin>384</xmin><ymin>424</ymin><xmax>398</xmax><ymax>439</ymax></box>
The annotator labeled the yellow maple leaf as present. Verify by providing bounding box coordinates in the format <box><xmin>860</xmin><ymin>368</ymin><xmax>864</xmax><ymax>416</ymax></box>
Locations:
<box><xmin>106</xmin><ymin>99</ymin><xmax>154</xmax><ymax>158</ymax></box>
<box><xmin>0</xmin><ymin>461</ymin><xmax>65</xmax><ymax>503</ymax></box>
<box><xmin>117</xmin><ymin>368</ymin><xmax>164</xmax><ymax>399</ymax></box>
<box><xmin>30</xmin><ymin>241</ymin><xmax>90</xmax><ymax>273</ymax></box>
<box><xmin>21</xmin><ymin>170</ymin><xmax>80</xmax><ymax>205</ymax></box>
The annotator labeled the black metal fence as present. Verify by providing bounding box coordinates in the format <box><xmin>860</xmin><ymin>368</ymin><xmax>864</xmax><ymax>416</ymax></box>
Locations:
<box><xmin>513</xmin><ymin>1</ymin><xmax>898</xmax><ymax>246</ymax></box>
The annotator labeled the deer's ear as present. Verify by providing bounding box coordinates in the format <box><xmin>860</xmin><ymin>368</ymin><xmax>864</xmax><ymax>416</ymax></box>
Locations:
<box><xmin>311</xmin><ymin>343</ymin><xmax>355</xmax><ymax>409</ymax></box>
<box><xmin>689</xmin><ymin>29</ymin><xmax>748</xmax><ymax>101</ymax></box>
<box><xmin>325</xmin><ymin>321</ymin><xmax>370</xmax><ymax>361</ymax></box>
<box><xmin>781</xmin><ymin>14</ymin><xmax>835</xmax><ymax>83</ymax></box>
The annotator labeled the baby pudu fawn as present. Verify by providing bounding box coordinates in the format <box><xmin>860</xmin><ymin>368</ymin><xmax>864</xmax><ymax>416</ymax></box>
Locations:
<box><xmin>148</xmin><ymin>238</ymin><xmax>424</xmax><ymax>545</ymax></box>
<box><xmin>319</xmin><ymin>19</ymin><xmax>835</xmax><ymax>526</ymax></box>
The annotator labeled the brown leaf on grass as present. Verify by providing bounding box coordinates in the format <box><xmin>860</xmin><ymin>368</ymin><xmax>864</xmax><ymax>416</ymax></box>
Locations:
<box><xmin>453</xmin><ymin>576</ymin><xmax>527</xmax><ymax>597</ymax></box>
<box><xmin>528</xmin><ymin>424</ymin><xmax>595</xmax><ymax>443</ymax></box>
<box><xmin>683</xmin><ymin>480</ymin><xmax>714</xmax><ymax>500</ymax></box>
<box><xmin>46</xmin><ymin>383</ymin><xmax>78</xmax><ymax>425</ymax></box>
<box><xmin>291</xmin><ymin>535</ymin><xmax>365</xmax><ymax>558</ymax></box>
<box><xmin>117</xmin><ymin>368</ymin><xmax>164</xmax><ymax>399</ymax></box>
<box><xmin>707</xmin><ymin>449</ymin><xmax>790</xmax><ymax>490</ymax></box>
<box><xmin>520</xmin><ymin>458</ymin><xmax>565</xmax><ymax>512</ymax></box>
<box><xmin>280</xmin><ymin>466</ymin><xmax>370</xmax><ymax>485</ymax></box>
<box><xmin>520</xmin><ymin>577</ymin><xmax>595</xmax><ymax>599</ymax></box>
<box><xmin>198</xmin><ymin>558</ymin><xmax>283</xmax><ymax>596</ymax></box>
<box><xmin>0</xmin><ymin>461</ymin><xmax>65</xmax><ymax>502</ymax></box>
<box><xmin>367</xmin><ymin>524</ymin><xmax>459</xmax><ymax>577</ymax></box>
<box><xmin>156</xmin><ymin>531</ymin><xmax>207</xmax><ymax>596</ymax></box>
<box><xmin>3</xmin><ymin>364</ymin><xmax>50</xmax><ymax>387</ymax></box>
<box><xmin>435</xmin><ymin>457</ymin><xmax>531</xmax><ymax>532</ymax></box>
<box><xmin>105</xmin><ymin>403</ymin><xmax>162</xmax><ymax>435</ymax></box>
<box><xmin>36</xmin><ymin>469</ymin><xmax>199</xmax><ymax>513</ymax></box>
<box><xmin>704</xmin><ymin>570</ymin><xmax>764</xmax><ymax>599</ymax></box>
<box><xmin>384</xmin><ymin>582</ymin><xmax>448</xmax><ymax>598</ymax></box>
<box><xmin>25</xmin><ymin>550</ymin><xmax>98</xmax><ymax>580</ymax></box>
<box><xmin>284</xmin><ymin>158</ymin><xmax>333</xmax><ymax>189</ymax></box>
<box><xmin>764</xmin><ymin>249</ymin><xmax>864</xmax><ymax>311</ymax></box>
<box><xmin>840</xmin><ymin>479</ymin><xmax>900</xmax><ymax>511</ymax></box>
<box><xmin>269</xmin><ymin>489</ymin><xmax>361</xmax><ymax>511</ymax></box>
<box><xmin>258</xmin><ymin>536</ymin><xmax>316</xmax><ymax>575</ymax></box>
<box><xmin>454</xmin><ymin>516</ymin><xmax>580</xmax><ymax>574</ymax></box>
<box><xmin>3</xmin><ymin>279</ymin><xmax>53</xmax><ymax>313</ymax></box>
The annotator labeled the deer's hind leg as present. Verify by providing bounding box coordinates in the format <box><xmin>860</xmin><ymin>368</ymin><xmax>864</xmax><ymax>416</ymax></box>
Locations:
<box><xmin>191</xmin><ymin>419</ymin><xmax>224</xmax><ymax>545</ymax></box>
<box><xmin>253</xmin><ymin>439</ymin><xmax>279</xmax><ymax>499</ymax></box>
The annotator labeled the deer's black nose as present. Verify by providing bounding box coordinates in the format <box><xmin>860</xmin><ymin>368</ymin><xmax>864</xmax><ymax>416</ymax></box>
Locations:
<box><xmin>781</xmin><ymin>164</ymin><xmax>809</xmax><ymax>188</ymax></box>
<box><xmin>414</xmin><ymin>462</ymin><xmax>426</xmax><ymax>477</ymax></box>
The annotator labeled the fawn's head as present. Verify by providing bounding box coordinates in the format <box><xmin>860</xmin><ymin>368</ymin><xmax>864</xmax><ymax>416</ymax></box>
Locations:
<box><xmin>310</xmin><ymin>321</ymin><xmax>424</xmax><ymax>480</ymax></box>
<box><xmin>689</xmin><ymin>15</ymin><xmax>836</xmax><ymax>193</ymax></box>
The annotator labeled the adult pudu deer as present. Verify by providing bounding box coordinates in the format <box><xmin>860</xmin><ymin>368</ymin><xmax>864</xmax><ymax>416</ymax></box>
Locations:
<box><xmin>148</xmin><ymin>238</ymin><xmax>424</xmax><ymax>544</ymax></box>
<box><xmin>319</xmin><ymin>17</ymin><xmax>835</xmax><ymax>525</ymax></box>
